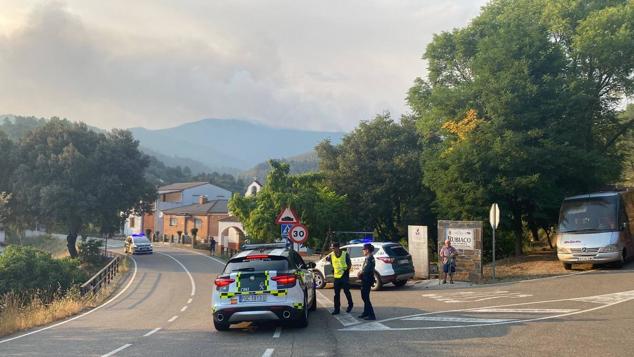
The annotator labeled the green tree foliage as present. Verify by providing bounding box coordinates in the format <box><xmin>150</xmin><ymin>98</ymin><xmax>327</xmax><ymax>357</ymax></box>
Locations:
<box><xmin>316</xmin><ymin>114</ymin><xmax>434</xmax><ymax>241</ymax></box>
<box><xmin>229</xmin><ymin>160</ymin><xmax>348</xmax><ymax>248</ymax></box>
<box><xmin>618</xmin><ymin>104</ymin><xmax>634</xmax><ymax>187</ymax></box>
<box><xmin>77</xmin><ymin>239</ymin><xmax>106</xmax><ymax>268</ymax></box>
<box><xmin>11</xmin><ymin>119</ymin><xmax>156</xmax><ymax>257</ymax></box>
<box><xmin>407</xmin><ymin>0</ymin><xmax>633</xmax><ymax>256</ymax></box>
<box><xmin>0</xmin><ymin>245</ymin><xmax>86</xmax><ymax>302</ymax></box>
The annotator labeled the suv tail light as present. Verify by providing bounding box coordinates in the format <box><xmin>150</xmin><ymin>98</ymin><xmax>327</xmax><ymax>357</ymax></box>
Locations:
<box><xmin>245</xmin><ymin>254</ymin><xmax>270</xmax><ymax>260</ymax></box>
<box><xmin>214</xmin><ymin>277</ymin><xmax>235</xmax><ymax>288</ymax></box>
<box><xmin>377</xmin><ymin>257</ymin><xmax>395</xmax><ymax>264</ymax></box>
<box><xmin>272</xmin><ymin>274</ymin><xmax>297</xmax><ymax>287</ymax></box>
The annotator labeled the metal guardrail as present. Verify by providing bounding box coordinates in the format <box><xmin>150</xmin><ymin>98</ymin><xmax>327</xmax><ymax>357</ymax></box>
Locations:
<box><xmin>80</xmin><ymin>254</ymin><xmax>122</xmax><ymax>296</ymax></box>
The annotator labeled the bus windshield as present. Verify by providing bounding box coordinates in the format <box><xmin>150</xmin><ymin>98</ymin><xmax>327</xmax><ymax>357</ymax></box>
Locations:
<box><xmin>558</xmin><ymin>196</ymin><xmax>618</xmax><ymax>233</ymax></box>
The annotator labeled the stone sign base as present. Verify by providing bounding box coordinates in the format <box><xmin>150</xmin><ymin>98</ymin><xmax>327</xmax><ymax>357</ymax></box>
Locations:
<box><xmin>437</xmin><ymin>220</ymin><xmax>483</xmax><ymax>283</ymax></box>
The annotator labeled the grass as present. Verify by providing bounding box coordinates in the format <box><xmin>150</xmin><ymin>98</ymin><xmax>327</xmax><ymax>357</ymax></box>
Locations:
<box><xmin>0</xmin><ymin>256</ymin><xmax>130</xmax><ymax>337</ymax></box>
<box><xmin>481</xmin><ymin>250</ymin><xmax>593</xmax><ymax>283</ymax></box>
<box><xmin>5</xmin><ymin>234</ymin><xmax>68</xmax><ymax>258</ymax></box>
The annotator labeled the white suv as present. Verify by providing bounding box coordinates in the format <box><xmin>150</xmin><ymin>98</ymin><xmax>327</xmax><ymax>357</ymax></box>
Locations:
<box><xmin>312</xmin><ymin>242</ymin><xmax>414</xmax><ymax>290</ymax></box>
<box><xmin>212</xmin><ymin>244</ymin><xmax>317</xmax><ymax>331</ymax></box>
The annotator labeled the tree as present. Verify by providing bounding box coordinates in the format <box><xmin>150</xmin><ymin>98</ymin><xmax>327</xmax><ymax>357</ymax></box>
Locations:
<box><xmin>229</xmin><ymin>160</ymin><xmax>348</xmax><ymax>248</ymax></box>
<box><xmin>316</xmin><ymin>114</ymin><xmax>435</xmax><ymax>241</ymax></box>
<box><xmin>407</xmin><ymin>0</ymin><xmax>633</xmax><ymax>256</ymax></box>
<box><xmin>12</xmin><ymin>119</ymin><xmax>156</xmax><ymax>257</ymax></box>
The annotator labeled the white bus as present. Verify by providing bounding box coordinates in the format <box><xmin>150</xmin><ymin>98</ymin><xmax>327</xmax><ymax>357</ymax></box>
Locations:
<box><xmin>557</xmin><ymin>191</ymin><xmax>634</xmax><ymax>269</ymax></box>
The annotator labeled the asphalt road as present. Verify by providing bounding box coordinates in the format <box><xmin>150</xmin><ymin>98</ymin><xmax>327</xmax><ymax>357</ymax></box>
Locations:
<box><xmin>2</xmin><ymin>245</ymin><xmax>634</xmax><ymax>357</ymax></box>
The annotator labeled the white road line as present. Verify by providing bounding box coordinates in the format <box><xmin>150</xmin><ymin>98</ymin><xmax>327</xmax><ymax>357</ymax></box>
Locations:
<box><xmin>157</xmin><ymin>252</ymin><xmax>196</xmax><ymax>297</ymax></box>
<box><xmin>187</xmin><ymin>298</ymin><xmax>193</xmax><ymax>304</ymax></box>
<box><xmin>273</xmin><ymin>327</ymin><xmax>282</xmax><ymax>338</ymax></box>
<box><xmin>262</xmin><ymin>348</ymin><xmax>275</xmax><ymax>357</ymax></box>
<box><xmin>168</xmin><ymin>315</ymin><xmax>179</xmax><ymax>322</ymax></box>
<box><xmin>143</xmin><ymin>328</ymin><xmax>161</xmax><ymax>337</ymax></box>
<box><xmin>166</xmin><ymin>246</ymin><xmax>227</xmax><ymax>266</ymax></box>
<box><xmin>101</xmin><ymin>344</ymin><xmax>132</xmax><ymax>357</ymax></box>
<box><xmin>402</xmin><ymin>316</ymin><xmax>514</xmax><ymax>323</ymax></box>
<box><xmin>181</xmin><ymin>306</ymin><xmax>188</xmax><ymax>312</ymax></box>
<box><xmin>316</xmin><ymin>290</ymin><xmax>361</xmax><ymax>327</ymax></box>
<box><xmin>471</xmin><ymin>308</ymin><xmax>579</xmax><ymax>314</ymax></box>
<box><xmin>343</xmin><ymin>289</ymin><xmax>634</xmax><ymax>331</ymax></box>
<box><xmin>0</xmin><ymin>257</ymin><xmax>139</xmax><ymax>345</ymax></box>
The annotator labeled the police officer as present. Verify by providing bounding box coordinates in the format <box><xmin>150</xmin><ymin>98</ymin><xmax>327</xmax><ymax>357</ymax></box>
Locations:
<box><xmin>357</xmin><ymin>243</ymin><xmax>376</xmax><ymax>320</ymax></box>
<box><xmin>326</xmin><ymin>242</ymin><xmax>353</xmax><ymax>315</ymax></box>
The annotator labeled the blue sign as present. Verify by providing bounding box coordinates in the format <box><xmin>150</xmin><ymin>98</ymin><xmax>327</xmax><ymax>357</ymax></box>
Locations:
<box><xmin>281</xmin><ymin>224</ymin><xmax>292</xmax><ymax>238</ymax></box>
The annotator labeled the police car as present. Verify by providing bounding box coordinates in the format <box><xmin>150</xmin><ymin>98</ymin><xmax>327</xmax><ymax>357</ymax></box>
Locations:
<box><xmin>212</xmin><ymin>243</ymin><xmax>317</xmax><ymax>331</ymax></box>
<box><xmin>124</xmin><ymin>234</ymin><xmax>153</xmax><ymax>255</ymax></box>
<box><xmin>312</xmin><ymin>242</ymin><xmax>414</xmax><ymax>290</ymax></box>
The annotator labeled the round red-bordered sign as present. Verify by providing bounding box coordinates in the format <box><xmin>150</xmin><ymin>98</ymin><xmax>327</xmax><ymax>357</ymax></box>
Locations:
<box><xmin>288</xmin><ymin>224</ymin><xmax>309</xmax><ymax>244</ymax></box>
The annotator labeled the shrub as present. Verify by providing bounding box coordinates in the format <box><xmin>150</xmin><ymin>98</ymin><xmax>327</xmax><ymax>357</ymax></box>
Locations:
<box><xmin>0</xmin><ymin>246</ymin><xmax>86</xmax><ymax>303</ymax></box>
<box><xmin>77</xmin><ymin>239</ymin><xmax>104</xmax><ymax>267</ymax></box>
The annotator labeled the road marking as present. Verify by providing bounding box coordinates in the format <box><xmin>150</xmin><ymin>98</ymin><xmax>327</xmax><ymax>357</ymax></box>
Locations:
<box><xmin>167</xmin><ymin>245</ymin><xmax>227</xmax><ymax>266</ymax></box>
<box><xmin>101</xmin><ymin>344</ymin><xmax>132</xmax><ymax>357</ymax></box>
<box><xmin>421</xmin><ymin>290</ymin><xmax>532</xmax><ymax>303</ymax></box>
<box><xmin>143</xmin><ymin>328</ymin><xmax>161</xmax><ymax>337</ymax></box>
<box><xmin>181</xmin><ymin>306</ymin><xmax>188</xmax><ymax>312</ymax></box>
<box><xmin>0</xmin><ymin>256</ymin><xmax>139</xmax><ymax>345</ymax></box>
<box><xmin>262</xmin><ymin>348</ymin><xmax>275</xmax><ymax>357</ymax></box>
<box><xmin>402</xmin><ymin>316</ymin><xmax>514</xmax><ymax>323</ymax></box>
<box><xmin>157</xmin><ymin>252</ymin><xmax>196</xmax><ymax>297</ymax></box>
<box><xmin>343</xmin><ymin>289</ymin><xmax>634</xmax><ymax>331</ymax></box>
<box><xmin>316</xmin><ymin>290</ymin><xmax>361</xmax><ymax>327</ymax></box>
<box><xmin>273</xmin><ymin>327</ymin><xmax>282</xmax><ymax>338</ymax></box>
<box><xmin>471</xmin><ymin>308</ymin><xmax>579</xmax><ymax>314</ymax></box>
<box><xmin>168</xmin><ymin>315</ymin><xmax>179</xmax><ymax>322</ymax></box>
<box><xmin>187</xmin><ymin>298</ymin><xmax>193</xmax><ymax>304</ymax></box>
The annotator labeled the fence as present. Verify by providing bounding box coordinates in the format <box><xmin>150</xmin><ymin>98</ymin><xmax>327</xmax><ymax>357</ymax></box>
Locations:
<box><xmin>80</xmin><ymin>254</ymin><xmax>122</xmax><ymax>296</ymax></box>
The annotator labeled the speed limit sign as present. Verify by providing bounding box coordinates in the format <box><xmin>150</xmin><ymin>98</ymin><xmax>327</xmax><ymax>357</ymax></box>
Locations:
<box><xmin>288</xmin><ymin>224</ymin><xmax>309</xmax><ymax>244</ymax></box>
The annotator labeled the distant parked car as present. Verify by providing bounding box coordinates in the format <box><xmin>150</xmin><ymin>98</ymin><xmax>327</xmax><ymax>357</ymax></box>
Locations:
<box><xmin>312</xmin><ymin>242</ymin><xmax>415</xmax><ymax>290</ymax></box>
<box><xmin>125</xmin><ymin>234</ymin><xmax>153</xmax><ymax>255</ymax></box>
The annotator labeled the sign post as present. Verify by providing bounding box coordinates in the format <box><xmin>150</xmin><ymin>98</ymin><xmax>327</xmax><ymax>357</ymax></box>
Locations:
<box><xmin>276</xmin><ymin>207</ymin><xmax>302</xmax><ymax>250</ymax></box>
<box><xmin>489</xmin><ymin>203</ymin><xmax>500</xmax><ymax>280</ymax></box>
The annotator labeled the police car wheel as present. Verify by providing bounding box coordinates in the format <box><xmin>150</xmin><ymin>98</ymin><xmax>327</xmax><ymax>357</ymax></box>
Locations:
<box><xmin>214</xmin><ymin>319</ymin><xmax>230</xmax><ymax>331</ymax></box>
<box><xmin>371</xmin><ymin>272</ymin><xmax>383</xmax><ymax>291</ymax></box>
<box><xmin>313</xmin><ymin>271</ymin><xmax>326</xmax><ymax>289</ymax></box>
<box><xmin>309</xmin><ymin>289</ymin><xmax>317</xmax><ymax>311</ymax></box>
<box><xmin>294</xmin><ymin>294</ymin><xmax>309</xmax><ymax>328</ymax></box>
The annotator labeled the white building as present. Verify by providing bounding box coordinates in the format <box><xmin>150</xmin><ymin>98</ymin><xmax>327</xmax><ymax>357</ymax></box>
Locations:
<box><xmin>123</xmin><ymin>182</ymin><xmax>232</xmax><ymax>237</ymax></box>
<box><xmin>245</xmin><ymin>179</ymin><xmax>263</xmax><ymax>197</ymax></box>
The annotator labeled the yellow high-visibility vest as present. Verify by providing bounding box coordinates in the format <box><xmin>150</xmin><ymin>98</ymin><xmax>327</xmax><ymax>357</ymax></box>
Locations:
<box><xmin>330</xmin><ymin>251</ymin><xmax>348</xmax><ymax>279</ymax></box>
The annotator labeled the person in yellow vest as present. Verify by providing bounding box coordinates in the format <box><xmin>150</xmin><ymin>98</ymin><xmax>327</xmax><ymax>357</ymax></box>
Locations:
<box><xmin>326</xmin><ymin>242</ymin><xmax>353</xmax><ymax>315</ymax></box>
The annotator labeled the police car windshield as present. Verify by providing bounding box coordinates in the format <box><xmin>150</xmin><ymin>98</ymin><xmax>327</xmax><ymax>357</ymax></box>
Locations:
<box><xmin>224</xmin><ymin>256</ymin><xmax>289</xmax><ymax>273</ymax></box>
<box><xmin>133</xmin><ymin>237</ymin><xmax>150</xmax><ymax>243</ymax></box>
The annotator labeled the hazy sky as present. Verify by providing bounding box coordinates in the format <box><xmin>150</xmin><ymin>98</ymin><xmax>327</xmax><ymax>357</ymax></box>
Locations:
<box><xmin>0</xmin><ymin>1</ymin><xmax>487</xmax><ymax>131</ymax></box>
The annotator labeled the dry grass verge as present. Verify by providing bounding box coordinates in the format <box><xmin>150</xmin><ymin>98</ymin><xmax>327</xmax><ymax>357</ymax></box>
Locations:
<box><xmin>482</xmin><ymin>251</ymin><xmax>593</xmax><ymax>282</ymax></box>
<box><xmin>0</xmin><ymin>256</ymin><xmax>130</xmax><ymax>337</ymax></box>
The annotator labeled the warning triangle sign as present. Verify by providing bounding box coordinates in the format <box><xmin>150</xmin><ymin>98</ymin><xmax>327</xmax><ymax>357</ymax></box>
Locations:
<box><xmin>275</xmin><ymin>207</ymin><xmax>299</xmax><ymax>224</ymax></box>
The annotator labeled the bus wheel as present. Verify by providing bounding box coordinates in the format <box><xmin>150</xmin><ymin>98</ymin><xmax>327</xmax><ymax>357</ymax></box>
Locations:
<box><xmin>562</xmin><ymin>262</ymin><xmax>572</xmax><ymax>270</ymax></box>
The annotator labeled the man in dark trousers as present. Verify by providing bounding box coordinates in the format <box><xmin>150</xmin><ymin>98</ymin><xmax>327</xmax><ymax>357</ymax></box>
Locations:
<box><xmin>357</xmin><ymin>243</ymin><xmax>376</xmax><ymax>320</ymax></box>
<box><xmin>210</xmin><ymin>237</ymin><xmax>217</xmax><ymax>256</ymax></box>
<box><xmin>326</xmin><ymin>242</ymin><xmax>353</xmax><ymax>315</ymax></box>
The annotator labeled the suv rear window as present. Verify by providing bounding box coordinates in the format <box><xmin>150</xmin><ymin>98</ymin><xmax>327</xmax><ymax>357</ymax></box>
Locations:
<box><xmin>224</xmin><ymin>256</ymin><xmax>289</xmax><ymax>273</ymax></box>
<box><xmin>383</xmin><ymin>245</ymin><xmax>409</xmax><ymax>257</ymax></box>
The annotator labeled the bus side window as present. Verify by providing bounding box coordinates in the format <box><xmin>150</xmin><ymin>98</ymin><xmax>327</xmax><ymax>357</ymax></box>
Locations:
<box><xmin>620</xmin><ymin>198</ymin><xmax>628</xmax><ymax>229</ymax></box>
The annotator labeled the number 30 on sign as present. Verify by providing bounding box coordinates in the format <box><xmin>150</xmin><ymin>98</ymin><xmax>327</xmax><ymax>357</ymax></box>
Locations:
<box><xmin>289</xmin><ymin>224</ymin><xmax>309</xmax><ymax>244</ymax></box>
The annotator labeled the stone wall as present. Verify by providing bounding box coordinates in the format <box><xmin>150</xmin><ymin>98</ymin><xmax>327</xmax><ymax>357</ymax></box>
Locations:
<box><xmin>437</xmin><ymin>220</ymin><xmax>483</xmax><ymax>283</ymax></box>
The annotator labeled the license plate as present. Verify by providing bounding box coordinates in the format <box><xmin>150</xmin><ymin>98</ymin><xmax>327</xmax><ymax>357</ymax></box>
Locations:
<box><xmin>239</xmin><ymin>295</ymin><xmax>267</xmax><ymax>303</ymax></box>
<box><xmin>399</xmin><ymin>259</ymin><xmax>409</xmax><ymax>264</ymax></box>
<box><xmin>577</xmin><ymin>257</ymin><xmax>594</xmax><ymax>261</ymax></box>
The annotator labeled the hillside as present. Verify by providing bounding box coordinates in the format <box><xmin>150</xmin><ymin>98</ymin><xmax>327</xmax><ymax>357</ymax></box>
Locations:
<box><xmin>240</xmin><ymin>151</ymin><xmax>320</xmax><ymax>182</ymax></box>
<box><xmin>129</xmin><ymin>118</ymin><xmax>344</xmax><ymax>172</ymax></box>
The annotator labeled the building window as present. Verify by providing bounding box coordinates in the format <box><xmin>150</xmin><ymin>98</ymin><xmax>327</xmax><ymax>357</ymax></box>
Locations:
<box><xmin>251</xmin><ymin>186</ymin><xmax>257</xmax><ymax>195</ymax></box>
<box><xmin>194</xmin><ymin>218</ymin><xmax>203</xmax><ymax>228</ymax></box>
<box><xmin>130</xmin><ymin>217</ymin><xmax>135</xmax><ymax>228</ymax></box>
<box><xmin>169</xmin><ymin>217</ymin><xmax>177</xmax><ymax>226</ymax></box>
